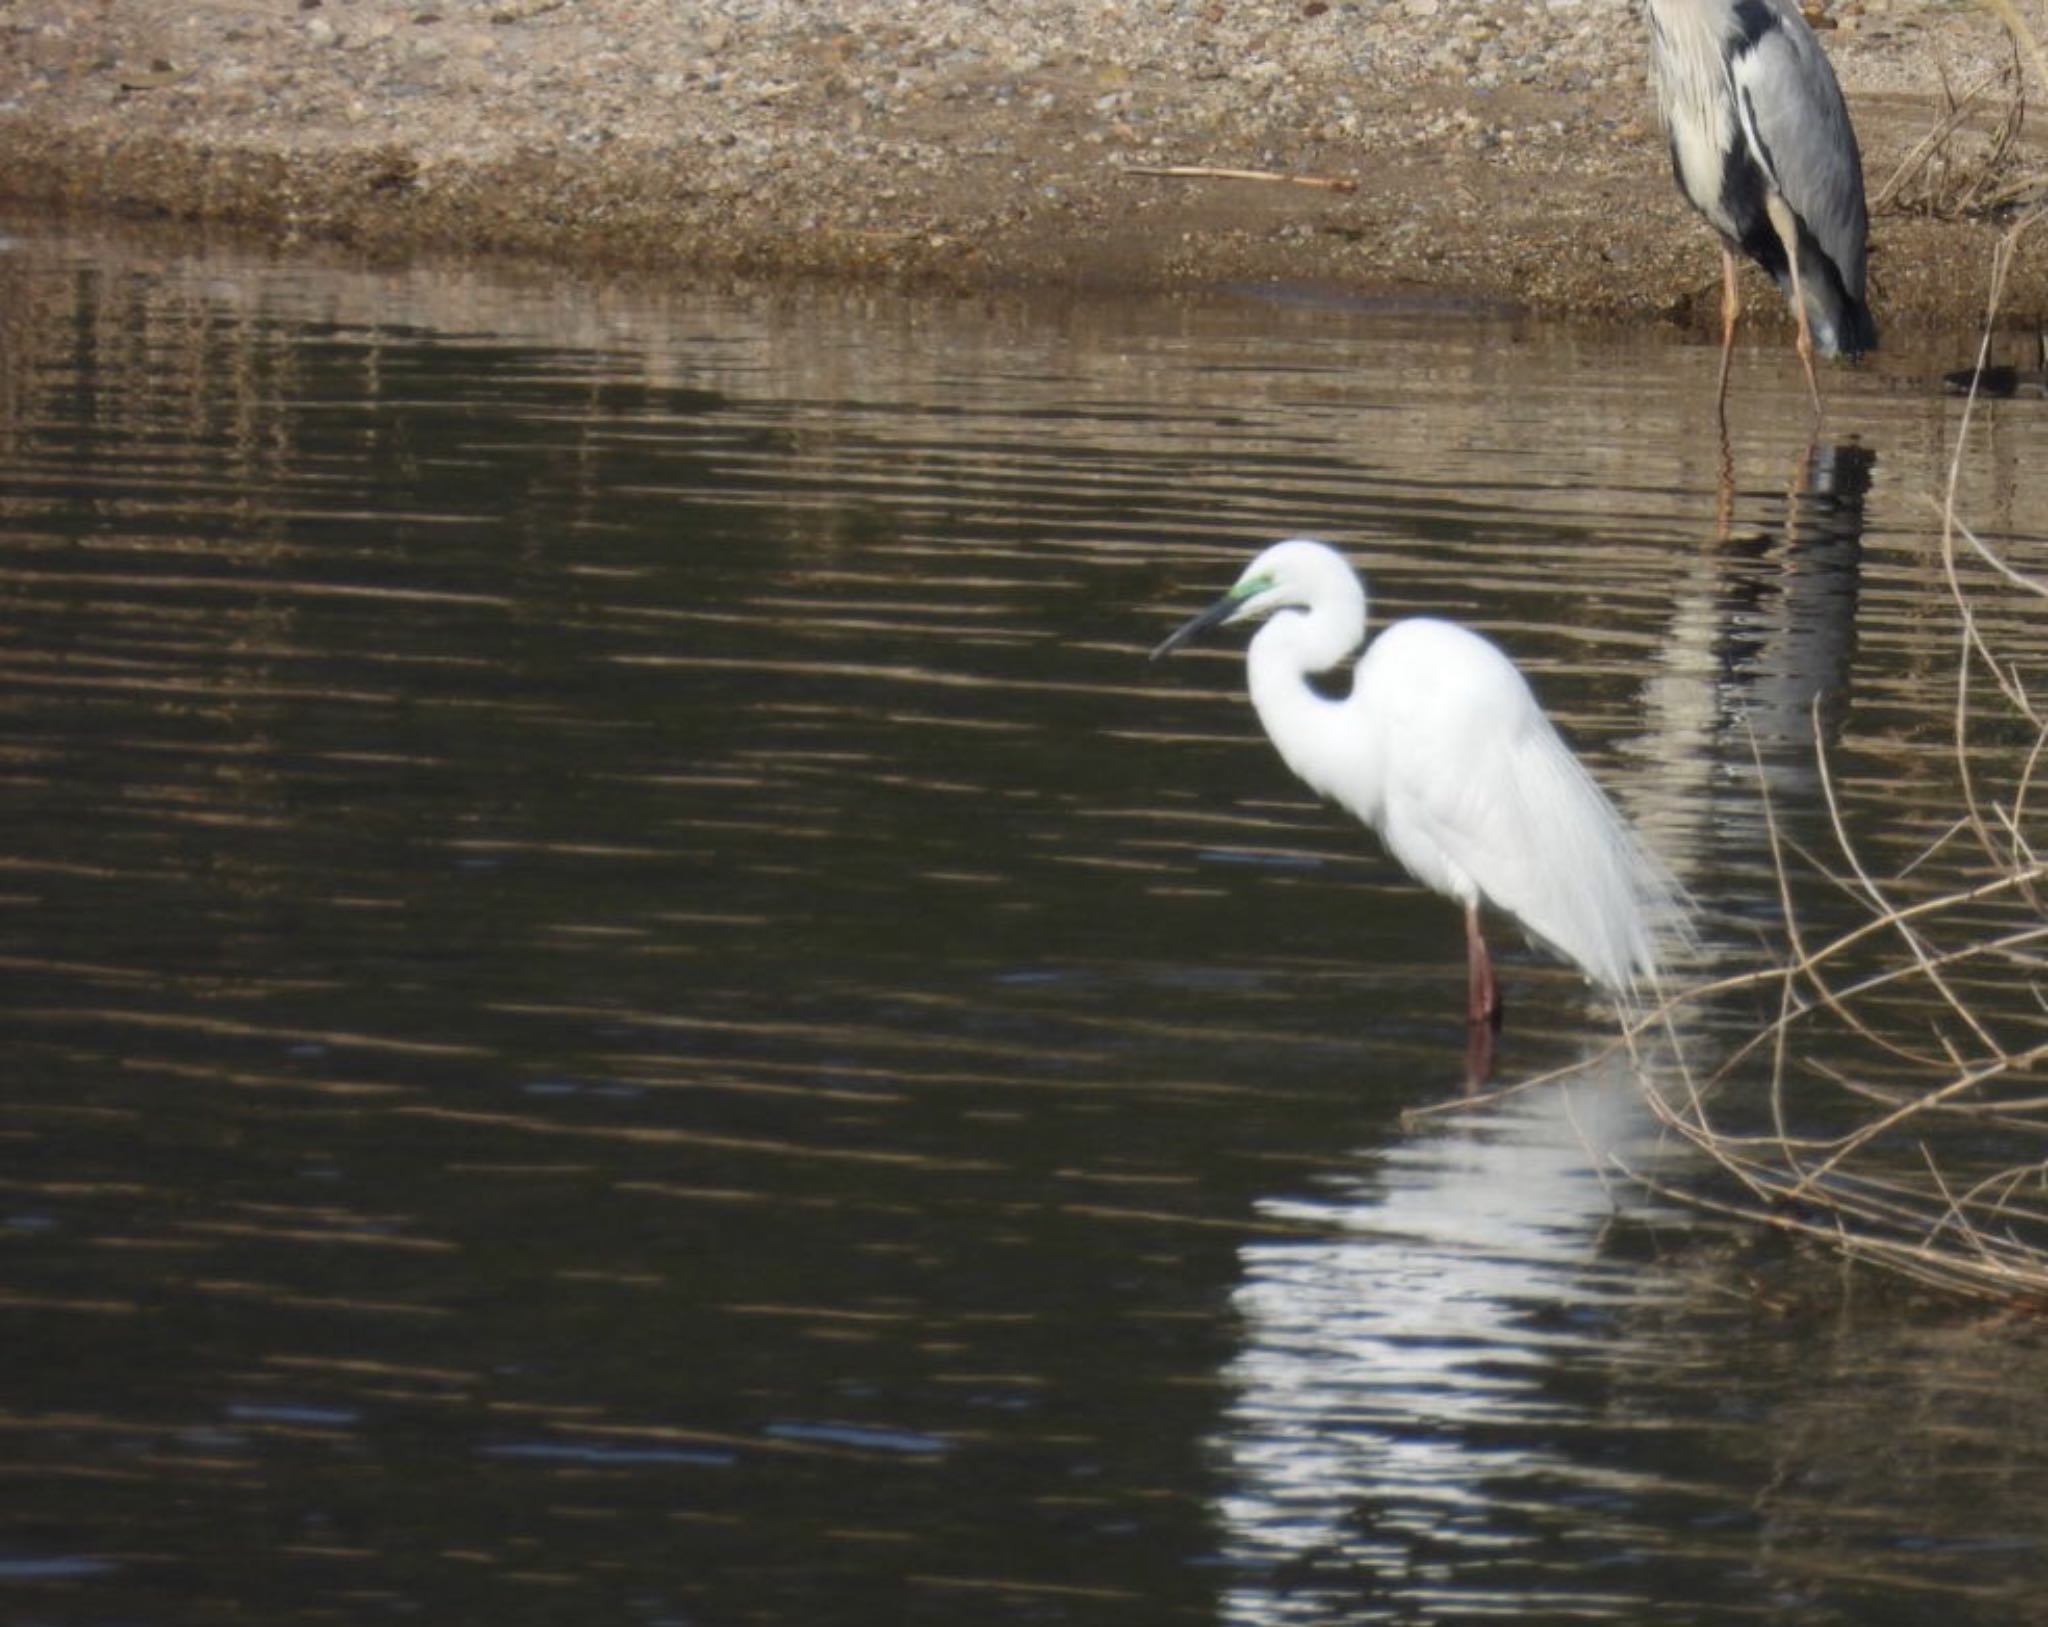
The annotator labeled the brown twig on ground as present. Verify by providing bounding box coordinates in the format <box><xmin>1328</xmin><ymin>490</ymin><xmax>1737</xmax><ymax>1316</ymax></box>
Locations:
<box><xmin>1118</xmin><ymin>163</ymin><xmax>1359</xmax><ymax>194</ymax></box>
<box><xmin>1872</xmin><ymin>61</ymin><xmax>2009</xmax><ymax>214</ymax></box>
<box><xmin>1872</xmin><ymin>43</ymin><xmax>2043</xmax><ymax>221</ymax></box>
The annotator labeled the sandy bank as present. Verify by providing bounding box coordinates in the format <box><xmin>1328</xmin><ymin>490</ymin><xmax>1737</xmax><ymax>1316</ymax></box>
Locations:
<box><xmin>2</xmin><ymin>0</ymin><xmax>2043</xmax><ymax>334</ymax></box>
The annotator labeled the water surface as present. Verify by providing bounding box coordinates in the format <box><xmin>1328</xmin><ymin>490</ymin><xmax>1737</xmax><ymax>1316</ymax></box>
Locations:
<box><xmin>2</xmin><ymin>220</ymin><xmax>2045</xmax><ymax>1625</ymax></box>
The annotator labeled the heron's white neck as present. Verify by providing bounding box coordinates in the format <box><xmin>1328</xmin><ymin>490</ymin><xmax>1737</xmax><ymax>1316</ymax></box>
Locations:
<box><xmin>1244</xmin><ymin>588</ymin><xmax>1367</xmax><ymax>805</ymax></box>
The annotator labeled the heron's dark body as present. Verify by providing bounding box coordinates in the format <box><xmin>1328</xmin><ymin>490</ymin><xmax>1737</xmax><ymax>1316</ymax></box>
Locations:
<box><xmin>1647</xmin><ymin>0</ymin><xmax>1877</xmax><ymax>359</ymax></box>
<box><xmin>1696</xmin><ymin>118</ymin><xmax>1781</xmax><ymax>275</ymax></box>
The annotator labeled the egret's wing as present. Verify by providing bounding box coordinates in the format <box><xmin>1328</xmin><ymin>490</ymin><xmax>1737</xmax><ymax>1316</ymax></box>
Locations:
<box><xmin>1480</xmin><ymin>714</ymin><xmax>1685</xmax><ymax>999</ymax></box>
<box><xmin>1728</xmin><ymin>0</ymin><xmax>1869</xmax><ymax>297</ymax></box>
<box><xmin>1363</xmin><ymin>623</ymin><xmax>1683</xmax><ymax>1000</ymax></box>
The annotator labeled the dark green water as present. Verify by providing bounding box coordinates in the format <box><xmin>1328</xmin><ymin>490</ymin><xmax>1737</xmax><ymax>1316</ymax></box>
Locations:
<box><xmin>2</xmin><ymin>220</ymin><xmax>2044</xmax><ymax>1625</ymax></box>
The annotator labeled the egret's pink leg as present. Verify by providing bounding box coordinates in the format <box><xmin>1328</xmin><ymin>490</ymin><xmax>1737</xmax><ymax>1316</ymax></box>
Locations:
<box><xmin>1465</xmin><ymin>902</ymin><xmax>1500</xmax><ymax>1031</ymax></box>
<box><xmin>1463</xmin><ymin>1017</ymin><xmax>1496</xmax><ymax>1093</ymax></box>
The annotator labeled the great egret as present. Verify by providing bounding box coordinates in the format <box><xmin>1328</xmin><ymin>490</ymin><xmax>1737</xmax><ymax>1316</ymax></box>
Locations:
<box><xmin>1151</xmin><ymin>539</ymin><xmax>1686</xmax><ymax>1029</ymax></box>
<box><xmin>1645</xmin><ymin>0</ymin><xmax>1876</xmax><ymax>417</ymax></box>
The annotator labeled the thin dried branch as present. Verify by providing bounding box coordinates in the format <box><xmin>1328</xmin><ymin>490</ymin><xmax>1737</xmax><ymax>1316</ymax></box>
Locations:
<box><xmin>1119</xmin><ymin>163</ymin><xmax>1359</xmax><ymax>193</ymax></box>
<box><xmin>1592</xmin><ymin>192</ymin><xmax>2048</xmax><ymax>1309</ymax></box>
<box><xmin>1873</xmin><ymin>60</ymin><xmax>2022</xmax><ymax>218</ymax></box>
<box><xmin>1980</xmin><ymin>0</ymin><xmax>2048</xmax><ymax>95</ymax></box>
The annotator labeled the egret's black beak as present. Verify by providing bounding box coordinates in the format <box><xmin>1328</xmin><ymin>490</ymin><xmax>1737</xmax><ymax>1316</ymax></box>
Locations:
<box><xmin>1149</xmin><ymin>594</ymin><xmax>1238</xmax><ymax>661</ymax></box>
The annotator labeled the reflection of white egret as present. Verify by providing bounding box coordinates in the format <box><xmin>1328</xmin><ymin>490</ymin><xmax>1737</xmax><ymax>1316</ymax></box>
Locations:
<box><xmin>1153</xmin><ymin>540</ymin><xmax>1688</xmax><ymax>1032</ymax></box>
<box><xmin>1216</xmin><ymin>1068</ymin><xmax>1679</xmax><ymax>1618</ymax></box>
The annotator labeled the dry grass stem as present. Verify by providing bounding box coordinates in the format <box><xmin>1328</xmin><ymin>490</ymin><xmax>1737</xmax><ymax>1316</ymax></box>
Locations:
<box><xmin>1872</xmin><ymin>58</ymin><xmax>2031</xmax><ymax>219</ymax></box>
<box><xmin>1414</xmin><ymin>8</ymin><xmax>2048</xmax><ymax>1303</ymax></box>
<box><xmin>1118</xmin><ymin>164</ymin><xmax>1360</xmax><ymax>193</ymax></box>
<box><xmin>1600</xmin><ymin>196</ymin><xmax>2048</xmax><ymax>1304</ymax></box>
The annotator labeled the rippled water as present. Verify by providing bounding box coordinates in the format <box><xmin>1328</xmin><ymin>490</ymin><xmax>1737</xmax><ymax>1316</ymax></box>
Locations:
<box><xmin>3</xmin><ymin>219</ymin><xmax>2045</xmax><ymax>1624</ymax></box>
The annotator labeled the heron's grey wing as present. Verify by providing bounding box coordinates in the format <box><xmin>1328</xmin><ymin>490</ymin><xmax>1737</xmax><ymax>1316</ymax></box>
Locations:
<box><xmin>1728</xmin><ymin>1</ymin><xmax>1869</xmax><ymax>296</ymax></box>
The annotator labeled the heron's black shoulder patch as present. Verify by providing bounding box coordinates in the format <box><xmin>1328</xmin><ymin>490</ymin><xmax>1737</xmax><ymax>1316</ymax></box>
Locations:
<box><xmin>1731</xmin><ymin>0</ymin><xmax>1781</xmax><ymax>48</ymax></box>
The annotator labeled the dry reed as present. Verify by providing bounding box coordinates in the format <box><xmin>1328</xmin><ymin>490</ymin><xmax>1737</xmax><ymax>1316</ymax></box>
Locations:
<box><xmin>1871</xmin><ymin>51</ymin><xmax>2040</xmax><ymax>220</ymax></box>
<box><xmin>1614</xmin><ymin>188</ymin><xmax>2048</xmax><ymax>1306</ymax></box>
<box><xmin>1412</xmin><ymin>4</ymin><xmax>2048</xmax><ymax>1307</ymax></box>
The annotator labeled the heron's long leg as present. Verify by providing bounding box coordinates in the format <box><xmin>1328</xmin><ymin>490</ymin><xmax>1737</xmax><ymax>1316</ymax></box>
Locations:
<box><xmin>1714</xmin><ymin>418</ymin><xmax>1735</xmax><ymax>535</ymax></box>
<box><xmin>1464</xmin><ymin>902</ymin><xmax>1500</xmax><ymax>1031</ymax></box>
<box><xmin>1765</xmin><ymin>192</ymin><xmax>1824</xmax><ymax>419</ymax></box>
<box><xmin>1716</xmin><ymin>241</ymin><xmax>1741</xmax><ymax>423</ymax></box>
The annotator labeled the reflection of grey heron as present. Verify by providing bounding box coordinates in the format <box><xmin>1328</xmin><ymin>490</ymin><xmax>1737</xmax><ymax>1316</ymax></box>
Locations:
<box><xmin>1646</xmin><ymin>0</ymin><xmax>1876</xmax><ymax>417</ymax></box>
<box><xmin>1630</xmin><ymin>441</ymin><xmax>1875</xmax><ymax>924</ymax></box>
<box><xmin>1151</xmin><ymin>540</ymin><xmax>1687</xmax><ymax>1042</ymax></box>
<box><xmin>1716</xmin><ymin>441</ymin><xmax>1874</xmax><ymax>784</ymax></box>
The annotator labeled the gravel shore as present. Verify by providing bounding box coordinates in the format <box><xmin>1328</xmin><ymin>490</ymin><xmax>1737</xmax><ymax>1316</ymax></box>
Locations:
<box><xmin>2</xmin><ymin>0</ymin><xmax>2042</xmax><ymax>332</ymax></box>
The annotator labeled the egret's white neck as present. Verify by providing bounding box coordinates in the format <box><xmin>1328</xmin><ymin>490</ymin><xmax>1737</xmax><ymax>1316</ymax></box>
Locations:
<box><xmin>1245</xmin><ymin>592</ymin><xmax>1366</xmax><ymax>804</ymax></box>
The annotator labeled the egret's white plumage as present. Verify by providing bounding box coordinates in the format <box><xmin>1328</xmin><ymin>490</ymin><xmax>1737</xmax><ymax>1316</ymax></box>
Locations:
<box><xmin>1153</xmin><ymin>540</ymin><xmax>1686</xmax><ymax>1022</ymax></box>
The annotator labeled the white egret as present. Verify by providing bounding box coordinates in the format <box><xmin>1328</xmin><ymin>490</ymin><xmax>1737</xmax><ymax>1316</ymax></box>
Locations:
<box><xmin>1152</xmin><ymin>540</ymin><xmax>1686</xmax><ymax>1029</ymax></box>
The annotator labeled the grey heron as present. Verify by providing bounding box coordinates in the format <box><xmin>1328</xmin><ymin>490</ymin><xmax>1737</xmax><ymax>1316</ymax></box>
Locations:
<box><xmin>1151</xmin><ymin>540</ymin><xmax>1687</xmax><ymax>1036</ymax></box>
<box><xmin>1645</xmin><ymin>0</ymin><xmax>1876</xmax><ymax>416</ymax></box>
